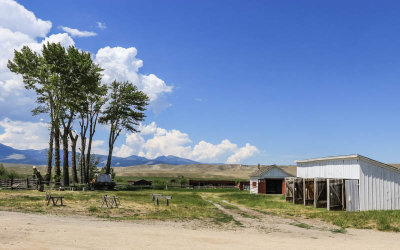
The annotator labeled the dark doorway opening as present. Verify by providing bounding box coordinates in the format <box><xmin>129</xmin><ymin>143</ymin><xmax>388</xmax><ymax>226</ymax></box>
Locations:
<box><xmin>266</xmin><ymin>179</ymin><xmax>283</xmax><ymax>194</ymax></box>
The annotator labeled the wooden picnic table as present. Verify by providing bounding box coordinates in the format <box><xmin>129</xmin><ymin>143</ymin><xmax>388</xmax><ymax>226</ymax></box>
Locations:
<box><xmin>46</xmin><ymin>194</ymin><xmax>64</xmax><ymax>206</ymax></box>
<box><xmin>152</xmin><ymin>194</ymin><xmax>172</xmax><ymax>206</ymax></box>
<box><xmin>101</xmin><ymin>195</ymin><xmax>120</xmax><ymax>208</ymax></box>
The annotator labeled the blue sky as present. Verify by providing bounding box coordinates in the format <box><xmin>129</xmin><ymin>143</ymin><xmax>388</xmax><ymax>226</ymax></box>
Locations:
<box><xmin>1</xmin><ymin>0</ymin><xmax>400</xmax><ymax>164</ymax></box>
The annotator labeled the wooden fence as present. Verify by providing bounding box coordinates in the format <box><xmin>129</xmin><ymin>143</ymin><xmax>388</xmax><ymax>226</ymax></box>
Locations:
<box><xmin>0</xmin><ymin>178</ymin><xmax>39</xmax><ymax>190</ymax></box>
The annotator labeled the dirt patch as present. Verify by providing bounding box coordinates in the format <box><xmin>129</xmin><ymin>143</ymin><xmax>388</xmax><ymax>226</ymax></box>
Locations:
<box><xmin>0</xmin><ymin>211</ymin><xmax>399</xmax><ymax>250</ymax></box>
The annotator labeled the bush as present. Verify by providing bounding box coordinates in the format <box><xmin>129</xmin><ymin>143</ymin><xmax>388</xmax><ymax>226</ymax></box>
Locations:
<box><xmin>0</xmin><ymin>164</ymin><xmax>6</xmax><ymax>177</ymax></box>
<box><xmin>6</xmin><ymin>170</ymin><xmax>19</xmax><ymax>180</ymax></box>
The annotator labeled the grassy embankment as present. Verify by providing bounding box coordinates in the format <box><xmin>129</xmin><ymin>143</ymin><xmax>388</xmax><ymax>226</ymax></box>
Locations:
<box><xmin>218</xmin><ymin>192</ymin><xmax>400</xmax><ymax>232</ymax></box>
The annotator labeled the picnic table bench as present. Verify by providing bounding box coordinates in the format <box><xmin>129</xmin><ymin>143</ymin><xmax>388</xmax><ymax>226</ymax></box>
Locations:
<box><xmin>152</xmin><ymin>194</ymin><xmax>172</xmax><ymax>206</ymax></box>
<box><xmin>46</xmin><ymin>193</ymin><xmax>64</xmax><ymax>206</ymax></box>
<box><xmin>101</xmin><ymin>195</ymin><xmax>120</xmax><ymax>208</ymax></box>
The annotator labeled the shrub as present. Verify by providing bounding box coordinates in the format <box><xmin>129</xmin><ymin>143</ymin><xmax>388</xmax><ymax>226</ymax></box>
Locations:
<box><xmin>6</xmin><ymin>170</ymin><xmax>19</xmax><ymax>180</ymax></box>
<box><xmin>0</xmin><ymin>164</ymin><xmax>6</xmax><ymax>177</ymax></box>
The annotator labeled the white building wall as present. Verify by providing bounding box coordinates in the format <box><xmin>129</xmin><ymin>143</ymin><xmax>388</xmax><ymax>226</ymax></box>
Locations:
<box><xmin>297</xmin><ymin>159</ymin><xmax>360</xmax><ymax>179</ymax></box>
<box><xmin>359</xmin><ymin>159</ymin><xmax>400</xmax><ymax>211</ymax></box>
<box><xmin>250</xmin><ymin>177</ymin><xmax>258</xmax><ymax>194</ymax></box>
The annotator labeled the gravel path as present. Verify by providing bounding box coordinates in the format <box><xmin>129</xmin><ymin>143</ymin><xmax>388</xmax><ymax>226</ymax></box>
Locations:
<box><xmin>0</xmin><ymin>210</ymin><xmax>399</xmax><ymax>250</ymax></box>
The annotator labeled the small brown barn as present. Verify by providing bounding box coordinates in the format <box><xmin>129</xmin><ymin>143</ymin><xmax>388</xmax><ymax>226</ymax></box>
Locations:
<box><xmin>250</xmin><ymin>165</ymin><xmax>296</xmax><ymax>194</ymax></box>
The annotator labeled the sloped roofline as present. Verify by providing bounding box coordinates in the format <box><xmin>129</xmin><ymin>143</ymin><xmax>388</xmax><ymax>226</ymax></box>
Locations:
<box><xmin>295</xmin><ymin>154</ymin><xmax>400</xmax><ymax>173</ymax></box>
<box><xmin>250</xmin><ymin>165</ymin><xmax>295</xmax><ymax>177</ymax></box>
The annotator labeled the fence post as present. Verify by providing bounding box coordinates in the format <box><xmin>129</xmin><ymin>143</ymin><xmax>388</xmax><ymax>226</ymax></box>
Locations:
<box><xmin>26</xmin><ymin>178</ymin><xmax>29</xmax><ymax>189</ymax></box>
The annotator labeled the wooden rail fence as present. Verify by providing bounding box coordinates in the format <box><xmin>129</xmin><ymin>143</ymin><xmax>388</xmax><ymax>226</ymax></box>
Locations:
<box><xmin>0</xmin><ymin>178</ymin><xmax>40</xmax><ymax>190</ymax></box>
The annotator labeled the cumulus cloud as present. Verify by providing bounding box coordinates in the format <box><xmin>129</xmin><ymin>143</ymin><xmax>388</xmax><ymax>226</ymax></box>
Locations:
<box><xmin>95</xmin><ymin>46</ymin><xmax>172</xmax><ymax>102</ymax></box>
<box><xmin>0</xmin><ymin>0</ymin><xmax>76</xmax><ymax>105</ymax></box>
<box><xmin>60</xmin><ymin>26</ymin><xmax>97</xmax><ymax>37</ymax></box>
<box><xmin>6</xmin><ymin>153</ymin><xmax>25</xmax><ymax>160</ymax></box>
<box><xmin>226</xmin><ymin>143</ymin><xmax>260</xmax><ymax>164</ymax></box>
<box><xmin>114</xmin><ymin>122</ymin><xmax>259</xmax><ymax>164</ymax></box>
<box><xmin>0</xmin><ymin>118</ymin><xmax>50</xmax><ymax>150</ymax></box>
<box><xmin>0</xmin><ymin>0</ymin><xmax>172</xmax><ymax>115</ymax></box>
<box><xmin>0</xmin><ymin>0</ymin><xmax>51</xmax><ymax>38</ymax></box>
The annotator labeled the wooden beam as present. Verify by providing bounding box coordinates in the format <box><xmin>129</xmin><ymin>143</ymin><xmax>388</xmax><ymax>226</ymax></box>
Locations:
<box><xmin>293</xmin><ymin>178</ymin><xmax>296</xmax><ymax>204</ymax></box>
<box><xmin>314</xmin><ymin>178</ymin><xmax>317</xmax><ymax>208</ymax></box>
<box><xmin>303</xmin><ymin>178</ymin><xmax>306</xmax><ymax>206</ymax></box>
<box><xmin>327</xmin><ymin>179</ymin><xmax>330</xmax><ymax>211</ymax></box>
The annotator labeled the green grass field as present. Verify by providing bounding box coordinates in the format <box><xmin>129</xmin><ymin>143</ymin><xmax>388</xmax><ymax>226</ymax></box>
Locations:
<box><xmin>0</xmin><ymin>189</ymin><xmax>399</xmax><ymax>232</ymax></box>
<box><xmin>0</xmin><ymin>189</ymin><xmax>236</xmax><ymax>224</ymax></box>
<box><xmin>218</xmin><ymin>192</ymin><xmax>400</xmax><ymax>232</ymax></box>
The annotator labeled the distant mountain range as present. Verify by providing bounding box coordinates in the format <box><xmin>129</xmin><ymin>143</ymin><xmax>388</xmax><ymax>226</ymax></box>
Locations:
<box><xmin>0</xmin><ymin>143</ymin><xmax>200</xmax><ymax>166</ymax></box>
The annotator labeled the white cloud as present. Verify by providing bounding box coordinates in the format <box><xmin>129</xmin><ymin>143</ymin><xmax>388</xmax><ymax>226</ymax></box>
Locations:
<box><xmin>60</xmin><ymin>26</ymin><xmax>97</xmax><ymax>37</ymax></box>
<box><xmin>0</xmin><ymin>0</ymin><xmax>75</xmax><ymax>105</ymax></box>
<box><xmin>114</xmin><ymin>122</ymin><xmax>259</xmax><ymax>164</ymax></box>
<box><xmin>6</xmin><ymin>153</ymin><xmax>25</xmax><ymax>160</ymax></box>
<box><xmin>95</xmin><ymin>46</ymin><xmax>172</xmax><ymax>102</ymax></box>
<box><xmin>0</xmin><ymin>1</ymin><xmax>171</xmax><ymax>115</ymax></box>
<box><xmin>0</xmin><ymin>0</ymin><xmax>52</xmax><ymax>38</ymax></box>
<box><xmin>0</xmin><ymin>118</ymin><xmax>50</xmax><ymax>150</ymax></box>
<box><xmin>226</xmin><ymin>143</ymin><xmax>260</xmax><ymax>164</ymax></box>
<box><xmin>97</xmin><ymin>22</ymin><xmax>106</xmax><ymax>30</ymax></box>
<box><xmin>27</xmin><ymin>33</ymin><xmax>75</xmax><ymax>53</ymax></box>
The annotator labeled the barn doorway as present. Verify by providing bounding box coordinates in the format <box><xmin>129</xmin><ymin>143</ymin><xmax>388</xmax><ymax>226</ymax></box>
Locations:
<box><xmin>266</xmin><ymin>179</ymin><xmax>283</xmax><ymax>194</ymax></box>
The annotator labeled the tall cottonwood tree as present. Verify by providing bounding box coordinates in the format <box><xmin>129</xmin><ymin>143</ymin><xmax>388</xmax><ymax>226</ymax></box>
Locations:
<box><xmin>8</xmin><ymin>43</ymin><xmax>104</xmax><ymax>185</ymax></box>
<box><xmin>8</xmin><ymin>43</ymin><xmax>69</xmax><ymax>184</ymax></box>
<box><xmin>75</xmin><ymin>64</ymin><xmax>105</xmax><ymax>184</ymax></box>
<box><xmin>85</xmin><ymin>85</ymin><xmax>107</xmax><ymax>181</ymax></box>
<box><xmin>100</xmin><ymin>80</ymin><xmax>149</xmax><ymax>174</ymax></box>
<box><xmin>59</xmin><ymin>46</ymin><xmax>103</xmax><ymax>186</ymax></box>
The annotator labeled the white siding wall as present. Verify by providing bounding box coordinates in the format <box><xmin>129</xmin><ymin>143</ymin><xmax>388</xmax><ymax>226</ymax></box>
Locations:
<box><xmin>250</xmin><ymin>177</ymin><xmax>258</xmax><ymax>194</ymax></box>
<box><xmin>359</xmin><ymin>159</ymin><xmax>400</xmax><ymax>211</ymax></box>
<box><xmin>297</xmin><ymin>159</ymin><xmax>360</xmax><ymax>179</ymax></box>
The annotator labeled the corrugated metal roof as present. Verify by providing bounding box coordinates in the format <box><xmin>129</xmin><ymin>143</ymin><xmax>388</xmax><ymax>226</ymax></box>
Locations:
<box><xmin>296</xmin><ymin>154</ymin><xmax>400</xmax><ymax>174</ymax></box>
<box><xmin>250</xmin><ymin>165</ymin><xmax>296</xmax><ymax>177</ymax></box>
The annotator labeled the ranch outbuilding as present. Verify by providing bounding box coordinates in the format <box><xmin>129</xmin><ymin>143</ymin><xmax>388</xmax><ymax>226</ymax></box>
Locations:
<box><xmin>250</xmin><ymin>165</ymin><xmax>296</xmax><ymax>194</ymax></box>
<box><xmin>286</xmin><ymin>154</ymin><xmax>400</xmax><ymax>211</ymax></box>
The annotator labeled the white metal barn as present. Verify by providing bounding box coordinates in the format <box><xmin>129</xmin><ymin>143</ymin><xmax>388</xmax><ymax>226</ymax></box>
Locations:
<box><xmin>295</xmin><ymin>155</ymin><xmax>400</xmax><ymax>211</ymax></box>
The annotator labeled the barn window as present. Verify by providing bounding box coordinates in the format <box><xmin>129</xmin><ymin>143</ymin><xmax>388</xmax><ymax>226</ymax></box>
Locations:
<box><xmin>252</xmin><ymin>181</ymin><xmax>257</xmax><ymax>188</ymax></box>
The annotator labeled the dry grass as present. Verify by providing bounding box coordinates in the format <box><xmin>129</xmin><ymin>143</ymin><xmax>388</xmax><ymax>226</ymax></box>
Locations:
<box><xmin>0</xmin><ymin>189</ymin><xmax>237</xmax><ymax>224</ymax></box>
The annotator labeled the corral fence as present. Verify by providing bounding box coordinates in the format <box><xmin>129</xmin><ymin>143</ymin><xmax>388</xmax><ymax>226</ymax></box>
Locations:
<box><xmin>0</xmin><ymin>179</ymin><xmax>238</xmax><ymax>191</ymax></box>
<box><xmin>115</xmin><ymin>183</ymin><xmax>237</xmax><ymax>190</ymax></box>
<box><xmin>0</xmin><ymin>178</ymin><xmax>40</xmax><ymax>190</ymax></box>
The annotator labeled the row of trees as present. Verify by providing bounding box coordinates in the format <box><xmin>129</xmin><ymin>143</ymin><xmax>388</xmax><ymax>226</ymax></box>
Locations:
<box><xmin>7</xmin><ymin>43</ymin><xmax>149</xmax><ymax>186</ymax></box>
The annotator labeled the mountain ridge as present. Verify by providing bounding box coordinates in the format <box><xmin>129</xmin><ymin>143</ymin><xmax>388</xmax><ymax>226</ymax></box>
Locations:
<box><xmin>0</xmin><ymin>143</ymin><xmax>200</xmax><ymax>166</ymax></box>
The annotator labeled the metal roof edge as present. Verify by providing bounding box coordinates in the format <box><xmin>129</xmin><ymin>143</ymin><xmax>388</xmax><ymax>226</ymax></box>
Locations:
<box><xmin>295</xmin><ymin>154</ymin><xmax>400</xmax><ymax>174</ymax></box>
<box><xmin>295</xmin><ymin>154</ymin><xmax>359</xmax><ymax>163</ymax></box>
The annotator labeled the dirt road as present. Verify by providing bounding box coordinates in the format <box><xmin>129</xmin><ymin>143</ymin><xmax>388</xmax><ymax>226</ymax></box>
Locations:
<box><xmin>0</xmin><ymin>211</ymin><xmax>399</xmax><ymax>250</ymax></box>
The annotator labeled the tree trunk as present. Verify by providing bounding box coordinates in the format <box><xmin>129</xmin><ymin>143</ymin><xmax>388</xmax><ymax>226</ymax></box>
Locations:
<box><xmin>105</xmin><ymin>143</ymin><xmax>113</xmax><ymax>175</ymax></box>
<box><xmin>85</xmin><ymin>137</ymin><xmax>92</xmax><ymax>183</ymax></box>
<box><xmin>70</xmin><ymin>132</ymin><xmax>78</xmax><ymax>184</ymax></box>
<box><xmin>54</xmin><ymin>123</ymin><xmax>61</xmax><ymax>185</ymax></box>
<box><xmin>79</xmin><ymin>129</ymin><xmax>86</xmax><ymax>184</ymax></box>
<box><xmin>45</xmin><ymin>125</ymin><xmax>54</xmax><ymax>184</ymax></box>
<box><xmin>86</xmin><ymin>113</ymin><xmax>97</xmax><ymax>184</ymax></box>
<box><xmin>62</xmin><ymin>127</ymin><xmax>69</xmax><ymax>186</ymax></box>
<box><xmin>105</xmin><ymin>128</ymin><xmax>114</xmax><ymax>175</ymax></box>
